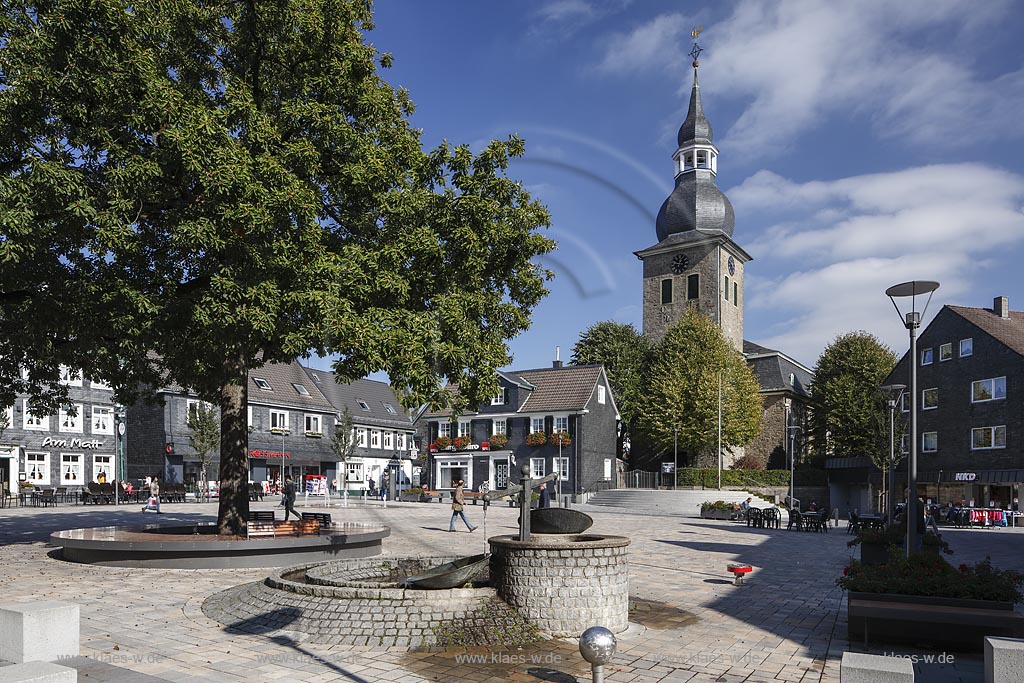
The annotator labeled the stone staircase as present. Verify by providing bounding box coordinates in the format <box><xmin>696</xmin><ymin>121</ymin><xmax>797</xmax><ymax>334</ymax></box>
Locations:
<box><xmin>584</xmin><ymin>488</ymin><xmax>789</xmax><ymax>521</ymax></box>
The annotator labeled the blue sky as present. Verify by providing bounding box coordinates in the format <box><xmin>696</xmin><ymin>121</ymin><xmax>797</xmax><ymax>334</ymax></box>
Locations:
<box><xmin>311</xmin><ymin>0</ymin><xmax>1024</xmax><ymax>376</ymax></box>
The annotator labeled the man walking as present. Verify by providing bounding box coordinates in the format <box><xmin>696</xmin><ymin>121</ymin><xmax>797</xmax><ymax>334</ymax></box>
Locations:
<box><xmin>448</xmin><ymin>479</ymin><xmax>477</xmax><ymax>532</ymax></box>
<box><xmin>283</xmin><ymin>475</ymin><xmax>299</xmax><ymax>521</ymax></box>
<box><xmin>142</xmin><ymin>475</ymin><xmax>161</xmax><ymax>513</ymax></box>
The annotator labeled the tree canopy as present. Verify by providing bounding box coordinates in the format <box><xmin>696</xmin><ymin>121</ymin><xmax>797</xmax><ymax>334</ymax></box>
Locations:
<box><xmin>810</xmin><ymin>331</ymin><xmax>898</xmax><ymax>461</ymax></box>
<box><xmin>638</xmin><ymin>308</ymin><xmax>762</xmax><ymax>468</ymax></box>
<box><xmin>570</xmin><ymin>321</ymin><xmax>650</xmax><ymax>459</ymax></box>
<box><xmin>1</xmin><ymin>0</ymin><xmax>554</xmax><ymax>532</ymax></box>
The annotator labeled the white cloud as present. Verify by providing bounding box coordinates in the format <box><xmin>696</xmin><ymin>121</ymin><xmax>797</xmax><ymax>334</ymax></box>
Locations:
<box><xmin>536</xmin><ymin>0</ymin><xmax>593</xmax><ymax>23</ymax></box>
<box><xmin>733</xmin><ymin>164</ymin><xmax>1024</xmax><ymax>365</ymax></box>
<box><xmin>596</xmin><ymin>13</ymin><xmax>688</xmax><ymax>74</ymax></box>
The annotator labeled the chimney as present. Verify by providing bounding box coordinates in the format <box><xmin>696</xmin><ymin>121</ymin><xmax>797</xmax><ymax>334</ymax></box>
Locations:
<box><xmin>994</xmin><ymin>296</ymin><xmax>1009</xmax><ymax>319</ymax></box>
<box><xmin>553</xmin><ymin>346</ymin><xmax>563</xmax><ymax>369</ymax></box>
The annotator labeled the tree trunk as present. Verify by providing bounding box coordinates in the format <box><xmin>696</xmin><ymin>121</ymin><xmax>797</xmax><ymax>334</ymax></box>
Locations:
<box><xmin>217</xmin><ymin>351</ymin><xmax>250</xmax><ymax>535</ymax></box>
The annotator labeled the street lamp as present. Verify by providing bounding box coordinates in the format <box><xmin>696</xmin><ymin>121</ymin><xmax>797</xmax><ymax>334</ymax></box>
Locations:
<box><xmin>717</xmin><ymin>371</ymin><xmax>723</xmax><ymax>491</ymax></box>
<box><xmin>114</xmin><ymin>405</ymin><xmax>126</xmax><ymax>506</ymax></box>
<box><xmin>886</xmin><ymin>280</ymin><xmax>939</xmax><ymax>557</ymax></box>
<box><xmin>880</xmin><ymin>383</ymin><xmax>907</xmax><ymax>524</ymax></box>
<box><xmin>787</xmin><ymin>423</ymin><xmax>801</xmax><ymax>510</ymax></box>
<box><xmin>673</xmin><ymin>425</ymin><xmax>678</xmax><ymax>491</ymax></box>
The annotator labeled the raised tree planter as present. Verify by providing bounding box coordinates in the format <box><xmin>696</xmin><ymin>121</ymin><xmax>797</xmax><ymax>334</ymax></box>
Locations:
<box><xmin>700</xmin><ymin>508</ymin><xmax>734</xmax><ymax>520</ymax></box>
<box><xmin>848</xmin><ymin>592</ymin><xmax>1024</xmax><ymax>651</ymax></box>
<box><xmin>860</xmin><ymin>542</ymin><xmax>894</xmax><ymax>566</ymax></box>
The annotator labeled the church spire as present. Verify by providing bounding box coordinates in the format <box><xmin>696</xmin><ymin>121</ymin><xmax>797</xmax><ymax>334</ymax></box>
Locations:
<box><xmin>678</xmin><ymin>28</ymin><xmax>712</xmax><ymax>146</ymax></box>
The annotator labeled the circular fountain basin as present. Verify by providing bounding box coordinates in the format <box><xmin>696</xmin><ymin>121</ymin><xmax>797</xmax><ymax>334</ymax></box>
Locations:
<box><xmin>49</xmin><ymin>522</ymin><xmax>390</xmax><ymax>569</ymax></box>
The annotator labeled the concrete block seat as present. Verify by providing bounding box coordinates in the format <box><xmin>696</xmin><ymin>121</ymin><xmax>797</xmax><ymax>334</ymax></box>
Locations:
<box><xmin>985</xmin><ymin>636</ymin><xmax>1024</xmax><ymax>683</ymax></box>
<box><xmin>0</xmin><ymin>661</ymin><xmax>77</xmax><ymax>683</ymax></box>
<box><xmin>840</xmin><ymin>652</ymin><xmax>914</xmax><ymax>682</ymax></box>
<box><xmin>0</xmin><ymin>601</ymin><xmax>80</xmax><ymax>664</ymax></box>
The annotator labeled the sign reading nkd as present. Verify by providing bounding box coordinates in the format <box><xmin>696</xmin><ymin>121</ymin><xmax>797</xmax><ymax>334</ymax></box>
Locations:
<box><xmin>954</xmin><ymin>472</ymin><xmax>977</xmax><ymax>482</ymax></box>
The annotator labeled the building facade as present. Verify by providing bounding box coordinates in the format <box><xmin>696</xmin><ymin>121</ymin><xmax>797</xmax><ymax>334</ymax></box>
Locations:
<box><xmin>416</xmin><ymin>361</ymin><xmax>619</xmax><ymax>501</ymax></box>
<box><xmin>831</xmin><ymin>296</ymin><xmax>1024</xmax><ymax>512</ymax></box>
<box><xmin>1</xmin><ymin>368</ymin><xmax>118</xmax><ymax>495</ymax></box>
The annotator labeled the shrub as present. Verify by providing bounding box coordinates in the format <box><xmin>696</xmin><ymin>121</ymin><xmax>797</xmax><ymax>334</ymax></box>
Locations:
<box><xmin>549</xmin><ymin>431</ymin><xmax>571</xmax><ymax>448</ymax></box>
<box><xmin>837</xmin><ymin>555</ymin><xmax>1023</xmax><ymax>603</ymax></box>
<box><xmin>525</xmin><ymin>432</ymin><xmax>547</xmax><ymax>447</ymax></box>
<box><xmin>700</xmin><ymin>500</ymin><xmax>734</xmax><ymax>511</ymax></box>
<box><xmin>404</xmin><ymin>487</ymin><xmax>424</xmax><ymax>496</ymax></box>
<box><xmin>847</xmin><ymin>525</ymin><xmax>903</xmax><ymax>548</ymax></box>
<box><xmin>488</xmin><ymin>433</ymin><xmax>508</xmax><ymax>448</ymax></box>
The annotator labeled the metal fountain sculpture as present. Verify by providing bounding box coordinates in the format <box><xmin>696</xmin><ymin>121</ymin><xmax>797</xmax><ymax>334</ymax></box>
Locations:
<box><xmin>483</xmin><ymin>462</ymin><xmax>559</xmax><ymax>542</ymax></box>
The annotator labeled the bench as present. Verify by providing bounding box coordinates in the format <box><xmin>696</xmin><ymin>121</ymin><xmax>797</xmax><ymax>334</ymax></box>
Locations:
<box><xmin>301</xmin><ymin>512</ymin><xmax>332</xmax><ymax>526</ymax></box>
<box><xmin>422</xmin><ymin>490</ymin><xmax>445</xmax><ymax>502</ymax></box>
<box><xmin>464</xmin><ymin>492</ymin><xmax>482</xmax><ymax>505</ymax></box>
<box><xmin>274</xmin><ymin>520</ymin><xmax>319</xmax><ymax>536</ymax></box>
<box><xmin>849</xmin><ymin>595</ymin><xmax>1024</xmax><ymax>650</ymax></box>
<box><xmin>246</xmin><ymin>521</ymin><xmax>277</xmax><ymax>538</ymax></box>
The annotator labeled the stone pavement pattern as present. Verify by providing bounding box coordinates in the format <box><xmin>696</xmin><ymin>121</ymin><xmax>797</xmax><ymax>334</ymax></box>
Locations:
<box><xmin>0</xmin><ymin>498</ymin><xmax>1017</xmax><ymax>682</ymax></box>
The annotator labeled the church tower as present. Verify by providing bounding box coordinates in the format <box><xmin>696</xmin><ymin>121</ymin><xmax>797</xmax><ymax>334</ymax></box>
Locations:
<box><xmin>635</xmin><ymin>41</ymin><xmax>750</xmax><ymax>350</ymax></box>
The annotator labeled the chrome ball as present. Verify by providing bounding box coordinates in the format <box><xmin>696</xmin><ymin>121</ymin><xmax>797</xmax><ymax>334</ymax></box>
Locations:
<box><xmin>579</xmin><ymin>626</ymin><xmax>617</xmax><ymax>665</ymax></box>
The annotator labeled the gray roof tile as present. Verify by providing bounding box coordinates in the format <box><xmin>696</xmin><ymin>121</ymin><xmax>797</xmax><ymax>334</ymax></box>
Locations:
<box><xmin>303</xmin><ymin>368</ymin><xmax>414</xmax><ymax>430</ymax></box>
<box><xmin>947</xmin><ymin>305</ymin><xmax>1024</xmax><ymax>357</ymax></box>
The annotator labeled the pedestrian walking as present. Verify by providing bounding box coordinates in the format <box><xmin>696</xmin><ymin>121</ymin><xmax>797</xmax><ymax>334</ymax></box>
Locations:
<box><xmin>448</xmin><ymin>479</ymin><xmax>477</xmax><ymax>532</ymax></box>
<box><xmin>538</xmin><ymin>482</ymin><xmax>551</xmax><ymax>508</ymax></box>
<box><xmin>142</xmin><ymin>475</ymin><xmax>161</xmax><ymax>513</ymax></box>
<box><xmin>282</xmin><ymin>476</ymin><xmax>299</xmax><ymax>521</ymax></box>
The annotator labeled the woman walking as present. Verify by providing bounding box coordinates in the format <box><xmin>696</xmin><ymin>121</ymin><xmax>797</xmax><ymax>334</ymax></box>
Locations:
<box><xmin>448</xmin><ymin>479</ymin><xmax>477</xmax><ymax>532</ymax></box>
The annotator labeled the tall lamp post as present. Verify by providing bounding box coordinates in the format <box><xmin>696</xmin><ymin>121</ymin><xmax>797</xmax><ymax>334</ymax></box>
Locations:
<box><xmin>114</xmin><ymin>405</ymin><xmax>126</xmax><ymax>506</ymax></box>
<box><xmin>787</xmin><ymin>424</ymin><xmax>801</xmax><ymax>510</ymax></box>
<box><xmin>886</xmin><ymin>280</ymin><xmax>939</xmax><ymax>557</ymax></box>
<box><xmin>717</xmin><ymin>371</ymin><xmax>723</xmax><ymax>491</ymax></box>
<box><xmin>673</xmin><ymin>425</ymin><xmax>678</xmax><ymax>491</ymax></box>
<box><xmin>880</xmin><ymin>384</ymin><xmax>907</xmax><ymax>524</ymax></box>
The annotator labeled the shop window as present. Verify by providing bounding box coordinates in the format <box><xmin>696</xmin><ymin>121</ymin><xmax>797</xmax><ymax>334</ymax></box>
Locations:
<box><xmin>93</xmin><ymin>455</ymin><xmax>114</xmax><ymax>483</ymax></box>
<box><xmin>438</xmin><ymin>459</ymin><xmax>469</xmax><ymax>489</ymax></box>
<box><xmin>25</xmin><ymin>452</ymin><xmax>49</xmax><ymax>484</ymax></box>
<box><xmin>61</xmin><ymin>453</ymin><xmax>83</xmax><ymax>484</ymax></box>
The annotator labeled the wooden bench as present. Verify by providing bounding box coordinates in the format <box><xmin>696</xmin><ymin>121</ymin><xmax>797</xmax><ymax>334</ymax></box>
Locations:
<box><xmin>249</xmin><ymin>510</ymin><xmax>276</xmax><ymax>522</ymax></box>
<box><xmin>464</xmin><ymin>492</ymin><xmax>482</xmax><ymax>505</ymax></box>
<box><xmin>422</xmin><ymin>490</ymin><xmax>445</xmax><ymax>502</ymax></box>
<box><xmin>301</xmin><ymin>512</ymin><xmax>332</xmax><ymax>526</ymax></box>
<box><xmin>274</xmin><ymin>520</ymin><xmax>320</xmax><ymax>536</ymax></box>
<box><xmin>246</xmin><ymin>521</ymin><xmax>277</xmax><ymax>538</ymax></box>
<box><xmin>849</xmin><ymin>595</ymin><xmax>1024</xmax><ymax>650</ymax></box>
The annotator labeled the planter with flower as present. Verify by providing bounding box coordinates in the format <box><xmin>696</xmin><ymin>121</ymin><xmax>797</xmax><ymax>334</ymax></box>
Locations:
<box><xmin>430</xmin><ymin>436</ymin><xmax>451</xmax><ymax>451</ymax></box>
<box><xmin>549</xmin><ymin>431</ymin><xmax>571</xmax><ymax>448</ymax></box>
<box><xmin>452</xmin><ymin>435</ymin><xmax>472</xmax><ymax>450</ymax></box>
<box><xmin>700</xmin><ymin>500</ymin><xmax>737</xmax><ymax>520</ymax></box>
<box><xmin>488</xmin><ymin>433</ymin><xmax>508</xmax><ymax>449</ymax></box>
<box><xmin>838</xmin><ymin>555</ymin><xmax>1024</xmax><ymax>649</ymax></box>
<box><xmin>525</xmin><ymin>432</ymin><xmax>547</xmax><ymax>447</ymax></box>
<box><xmin>846</xmin><ymin>525</ymin><xmax>904</xmax><ymax>566</ymax></box>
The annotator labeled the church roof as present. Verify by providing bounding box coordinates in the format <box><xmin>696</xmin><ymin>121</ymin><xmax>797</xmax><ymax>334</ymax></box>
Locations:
<box><xmin>677</xmin><ymin>73</ymin><xmax>713</xmax><ymax>146</ymax></box>
<box><xmin>743</xmin><ymin>341</ymin><xmax>813</xmax><ymax>398</ymax></box>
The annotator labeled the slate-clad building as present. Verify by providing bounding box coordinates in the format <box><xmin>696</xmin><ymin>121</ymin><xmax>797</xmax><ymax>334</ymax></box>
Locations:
<box><xmin>416</xmin><ymin>360</ymin><xmax>619</xmax><ymax>501</ymax></box>
<box><xmin>743</xmin><ymin>342</ymin><xmax>813</xmax><ymax>468</ymax></box>
<box><xmin>830</xmin><ymin>296</ymin><xmax>1024</xmax><ymax>512</ymax></box>
<box><xmin>1</xmin><ymin>368</ymin><xmax>117</xmax><ymax>496</ymax></box>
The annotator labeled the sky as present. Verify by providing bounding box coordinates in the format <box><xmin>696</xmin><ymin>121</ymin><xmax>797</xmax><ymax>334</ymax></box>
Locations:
<box><xmin>311</xmin><ymin>0</ymin><xmax>1024</xmax><ymax>377</ymax></box>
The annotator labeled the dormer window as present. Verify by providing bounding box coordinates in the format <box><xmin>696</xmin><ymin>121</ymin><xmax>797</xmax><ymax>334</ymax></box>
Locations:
<box><xmin>491</xmin><ymin>387</ymin><xmax>509</xmax><ymax>406</ymax></box>
<box><xmin>292</xmin><ymin>383</ymin><xmax>309</xmax><ymax>396</ymax></box>
<box><xmin>253</xmin><ymin>378</ymin><xmax>272</xmax><ymax>391</ymax></box>
<box><xmin>382</xmin><ymin>402</ymin><xmax>397</xmax><ymax>414</ymax></box>
<box><xmin>356</xmin><ymin>399</ymin><xmax>370</xmax><ymax>411</ymax></box>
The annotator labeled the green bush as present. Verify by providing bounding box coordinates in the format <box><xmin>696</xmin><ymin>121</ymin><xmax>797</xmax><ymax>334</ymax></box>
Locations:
<box><xmin>404</xmin><ymin>487</ymin><xmax>424</xmax><ymax>496</ymax></box>
<box><xmin>700</xmin><ymin>500</ymin><xmax>735</xmax><ymax>511</ymax></box>
<box><xmin>837</xmin><ymin>555</ymin><xmax>1023</xmax><ymax>603</ymax></box>
<box><xmin>677</xmin><ymin>468</ymin><xmax>792</xmax><ymax>487</ymax></box>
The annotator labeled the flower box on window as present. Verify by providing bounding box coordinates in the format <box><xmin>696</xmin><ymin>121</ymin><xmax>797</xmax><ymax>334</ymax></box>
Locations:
<box><xmin>305</xmin><ymin>431</ymin><xmax>323</xmax><ymax>438</ymax></box>
<box><xmin>549</xmin><ymin>431</ymin><xmax>571</xmax><ymax>448</ymax></box>
<box><xmin>431</xmin><ymin>436</ymin><xmax>452</xmax><ymax>451</ymax></box>
<box><xmin>270</xmin><ymin>427</ymin><xmax>290</xmax><ymax>435</ymax></box>
<box><xmin>453</xmin><ymin>435</ymin><xmax>472</xmax><ymax>450</ymax></box>
<box><xmin>526</xmin><ymin>432</ymin><xmax>547</xmax><ymax>447</ymax></box>
<box><xmin>488</xmin><ymin>433</ymin><xmax>508</xmax><ymax>449</ymax></box>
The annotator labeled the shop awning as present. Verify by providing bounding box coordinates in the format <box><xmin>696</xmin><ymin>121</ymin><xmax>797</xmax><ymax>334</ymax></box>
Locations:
<box><xmin>935</xmin><ymin>469</ymin><xmax>1024</xmax><ymax>485</ymax></box>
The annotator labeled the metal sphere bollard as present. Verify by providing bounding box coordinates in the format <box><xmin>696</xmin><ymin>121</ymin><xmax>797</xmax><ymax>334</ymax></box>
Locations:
<box><xmin>579</xmin><ymin>626</ymin><xmax>617</xmax><ymax>683</ymax></box>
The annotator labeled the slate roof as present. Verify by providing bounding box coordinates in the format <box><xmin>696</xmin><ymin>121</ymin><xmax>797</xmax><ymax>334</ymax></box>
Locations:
<box><xmin>303</xmin><ymin>368</ymin><xmax>414</xmax><ymax>430</ymax></box>
<box><xmin>247</xmin><ymin>361</ymin><xmax>335</xmax><ymax>412</ymax></box>
<box><xmin>677</xmin><ymin>74</ymin><xmax>713</xmax><ymax>146</ymax></box>
<box><xmin>947</xmin><ymin>305</ymin><xmax>1024</xmax><ymax>357</ymax></box>
<box><xmin>743</xmin><ymin>341</ymin><xmax>813</xmax><ymax>398</ymax></box>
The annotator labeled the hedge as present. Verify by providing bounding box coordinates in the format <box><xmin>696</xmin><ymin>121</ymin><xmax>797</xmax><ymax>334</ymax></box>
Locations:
<box><xmin>674</xmin><ymin>468</ymin><xmax>826</xmax><ymax>487</ymax></box>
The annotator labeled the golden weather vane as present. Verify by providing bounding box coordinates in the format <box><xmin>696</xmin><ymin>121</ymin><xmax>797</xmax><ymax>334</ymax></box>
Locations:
<box><xmin>688</xmin><ymin>25</ymin><xmax>704</xmax><ymax>67</ymax></box>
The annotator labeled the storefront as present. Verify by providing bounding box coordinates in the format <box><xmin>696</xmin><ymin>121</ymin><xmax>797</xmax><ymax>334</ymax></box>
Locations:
<box><xmin>432</xmin><ymin>450</ymin><xmax>515</xmax><ymax>492</ymax></box>
<box><xmin>932</xmin><ymin>469</ymin><xmax>1022</xmax><ymax>509</ymax></box>
<box><xmin>15</xmin><ymin>437</ymin><xmax>116</xmax><ymax>490</ymax></box>
<box><xmin>0</xmin><ymin>445</ymin><xmax>17</xmax><ymax>494</ymax></box>
<box><xmin>247</xmin><ymin>448</ymin><xmax>334</xmax><ymax>493</ymax></box>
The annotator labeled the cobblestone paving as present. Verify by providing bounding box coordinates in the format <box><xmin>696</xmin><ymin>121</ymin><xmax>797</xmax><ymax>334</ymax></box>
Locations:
<box><xmin>0</xmin><ymin>499</ymin><xmax>1018</xmax><ymax>682</ymax></box>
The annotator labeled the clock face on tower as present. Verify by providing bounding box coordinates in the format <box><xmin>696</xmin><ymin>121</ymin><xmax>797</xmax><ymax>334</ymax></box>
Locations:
<box><xmin>727</xmin><ymin>256</ymin><xmax>735</xmax><ymax>276</ymax></box>
<box><xmin>671</xmin><ymin>253</ymin><xmax>689</xmax><ymax>274</ymax></box>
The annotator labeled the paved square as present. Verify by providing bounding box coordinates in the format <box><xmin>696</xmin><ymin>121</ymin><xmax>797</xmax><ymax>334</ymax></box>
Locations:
<box><xmin>0</xmin><ymin>499</ymin><xmax>1019</xmax><ymax>682</ymax></box>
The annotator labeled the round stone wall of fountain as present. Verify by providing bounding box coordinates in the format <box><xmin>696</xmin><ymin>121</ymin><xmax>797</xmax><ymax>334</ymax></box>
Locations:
<box><xmin>488</xmin><ymin>507</ymin><xmax>630</xmax><ymax>638</ymax></box>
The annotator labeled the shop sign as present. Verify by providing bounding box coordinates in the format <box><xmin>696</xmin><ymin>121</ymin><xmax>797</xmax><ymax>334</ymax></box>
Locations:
<box><xmin>463</xmin><ymin>444</ymin><xmax>480</xmax><ymax>451</ymax></box>
<box><xmin>248</xmin><ymin>449</ymin><xmax>291</xmax><ymax>459</ymax></box>
<box><xmin>954</xmin><ymin>472</ymin><xmax>977</xmax><ymax>481</ymax></box>
<box><xmin>42</xmin><ymin>437</ymin><xmax>104</xmax><ymax>449</ymax></box>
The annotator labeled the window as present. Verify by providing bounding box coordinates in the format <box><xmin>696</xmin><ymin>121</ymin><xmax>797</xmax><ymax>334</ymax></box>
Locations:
<box><xmin>381</xmin><ymin>402</ymin><xmax>397</xmax><ymax>414</ymax></box>
<box><xmin>972</xmin><ymin>377</ymin><xmax>1006</xmax><ymax>403</ymax></box>
<box><xmin>437</xmin><ymin>459</ymin><xmax>469</xmax><ymax>489</ymax></box>
<box><xmin>383</xmin><ymin>431</ymin><xmax>393</xmax><ymax>449</ymax></box>
<box><xmin>247</xmin><ymin>406</ymin><xmax>252</xmax><ymax>427</ymax></box>
<box><xmin>555</xmin><ymin>457</ymin><xmax>570</xmax><ymax>483</ymax></box>
<box><xmin>89</xmin><ymin>378</ymin><xmax>112</xmax><ymax>391</ymax></box>
<box><xmin>370</xmin><ymin>430</ymin><xmax>380</xmax><ymax>448</ymax></box>
<box><xmin>356</xmin><ymin>399</ymin><xmax>370</xmax><ymax>411</ymax></box>
<box><xmin>357</xmin><ymin>427</ymin><xmax>367</xmax><ymax>448</ymax></box>
<box><xmin>661</xmin><ymin>279</ymin><xmax>673</xmax><ymax>305</ymax></box>
<box><xmin>396</xmin><ymin>433</ymin><xmax>406</xmax><ymax>451</ymax></box>
<box><xmin>59</xmin><ymin>405</ymin><xmax>84</xmax><ymax>433</ymax></box>
<box><xmin>922</xmin><ymin>388</ymin><xmax>938</xmax><ymax>410</ymax></box>
<box><xmin>960</xmin><ymin>338</ymin><xmax>973</xmax><ymax>357</ymax></box>
<box><xmin>920</xmin><ymin>348</ymin><xmax>933</xmax><ymax>366</ymax></box>
<box><xmin>292</xmin><ymin>383</ymin><xmax>310</xmax><ymax>396</ymax></box>
<box><xmin>24</xmin><ymin>452</ymin><xmax>49</xmax><ymax>484</ymax></box>
<box><xmin>310</xmin><ymin>373</ymin><xmax>321</xmax><ymax>383</ymax></box>
<box><xmin>492</xmin><ymin>419</ymin><xmax>506</xmax><ymax>436</ymax></box>
<box><xmin>922</xmin><ymin>432</ymin><xmax>937</xmax><ymax>453</ymax></box>
<box><xmin>696</xmin><ymin>151</ymin><xmax>707</xmax><ymax>168</ymax></box>
<box><xmin>971</xmin><ymin>426</ymin><xmax>1006</xmax><ymax>450</ymax></box>
<box><xmin>554</xmin><ymin>416</ymin><xmax>568</xmax><ymax>433</ymax></box>
<box><xmin>724</xmin><ymin>276</ymin><xmax>730</xmax><ymax>301</ymax></box>
<box><xmin>60</xmin><ymin>453</ymin><xmax>83</xmax><ymax>484</ymax></box>
<box><xmin>491</xmin><ymin>388</ymin><xmax>508</xmax><ymax>406</ymax></box>
<box><xmin>687</xmin><ymin>273</ymin><xmax>699</xmax><ymax>300</ymax></box>
<box><xmin>304</xmin><ymin>414</ymin><xmax>322</xmax><ymax>435</ymax></box>
<box><xmin>900</xmin><ymin>393</ymin><xmax>909</xmax><ymax>413</ymax></box>
<box><xmin>59</xmin><ymin>366</ymin><xmax>83</xmax><ymax>386</ymax></box>
<box><xmin>23</xmin><ymin>400</ymin><xmax>47</xmax><ymax>430</ymax></box>
<box><xmin>93</xmin><ymin>455</ymin><xmax>114</xmax><ymax>483</ymax></box>
<box><xmin>253</xmin><ymin>378</ymin><xmax>272</xmax><ymax>391</ymax></box>
<box><xmin>269</xmin><ymin>409</ymin><xmax>289</xmax><ymax>431</ymax></box>
<box><xmin>438</xmin><ymin>422</ymin><xmax>452</xmax><ymax>438</ymax></box>
<box><xmin>531</xmin><ymin>417</ymin><xmax>545</xmax><ymax>434</ymax></box>
<box><xmin>733</xmin><ymin>282</ymin><xmax>738</xmax><ymax>305</ymax></box>
<box><xmin>598</xmin><ymin>385</ymin><xmax>606</xmax><ymax>404</ymax></box>
<box><xmin>939</xmin><ymin>343</ymin><xmax>952</xmax><ymax>361</ymax></box>
<box><xmin>530</xmin><ymin>458</ymin><xmax>545</xmax><ymax>478</ymax></box>
<box><xmin>187</xmin><ymin>399</ymin><xmax>215</xmax><ymax>421</ymax></box>
<box><xmin>603</xmin><ymin>458</ymin><xmax>613</xmax><ymax>480</ymax></box>
<box><xmin>457</xmin><ymin>421</ymin><xmax>471</xmax><ymax>438</ymax></box>
<box><xmin>345</xmin><ymin>462</ymin><xmax>364</xmax><ymax>482</ymax></box>
<box><xmin>900</xmin><ymin>434</ymin><xmax>908</xmax><ymax>454</ymax></box>
<box><xmin>92</xmin><ymin>407</ymin><xmax>113</xmax><ymax>435</ymax></box>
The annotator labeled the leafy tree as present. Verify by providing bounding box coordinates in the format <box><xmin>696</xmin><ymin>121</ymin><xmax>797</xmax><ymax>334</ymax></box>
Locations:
<box><xmin>0</xmin><ymin>0</ymin><xmax>554</xmax><ymax>533</ymax></box>
<box><xmin>187</xmin><ymin>402</ymin><xmax>220</xmax><ymax>503</ymax></box>
<box><xmin>570</xmin><ymin>321</ymin><xmax>650</xmax><ymax>460</ymax></box>
<box><xmin>810</xmin><ymin>331</ymin><xmax>898</xmax><ymax>461</ymax></box>
<box><xmin>638</xmin><ymin>308</ymin><xmax>762</xmax><ymax>468</ymax></box>
<box><xmin>330</xmin><ymin>406</ymin><xmax>357</xmax><ymax>494</ymax></box>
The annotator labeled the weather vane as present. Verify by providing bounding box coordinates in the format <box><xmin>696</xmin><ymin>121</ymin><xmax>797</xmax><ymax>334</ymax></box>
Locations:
<box><xmin>689</xmin><ymin>26</ymin><xmax>704</xmax><ymax>68</ymax></box>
